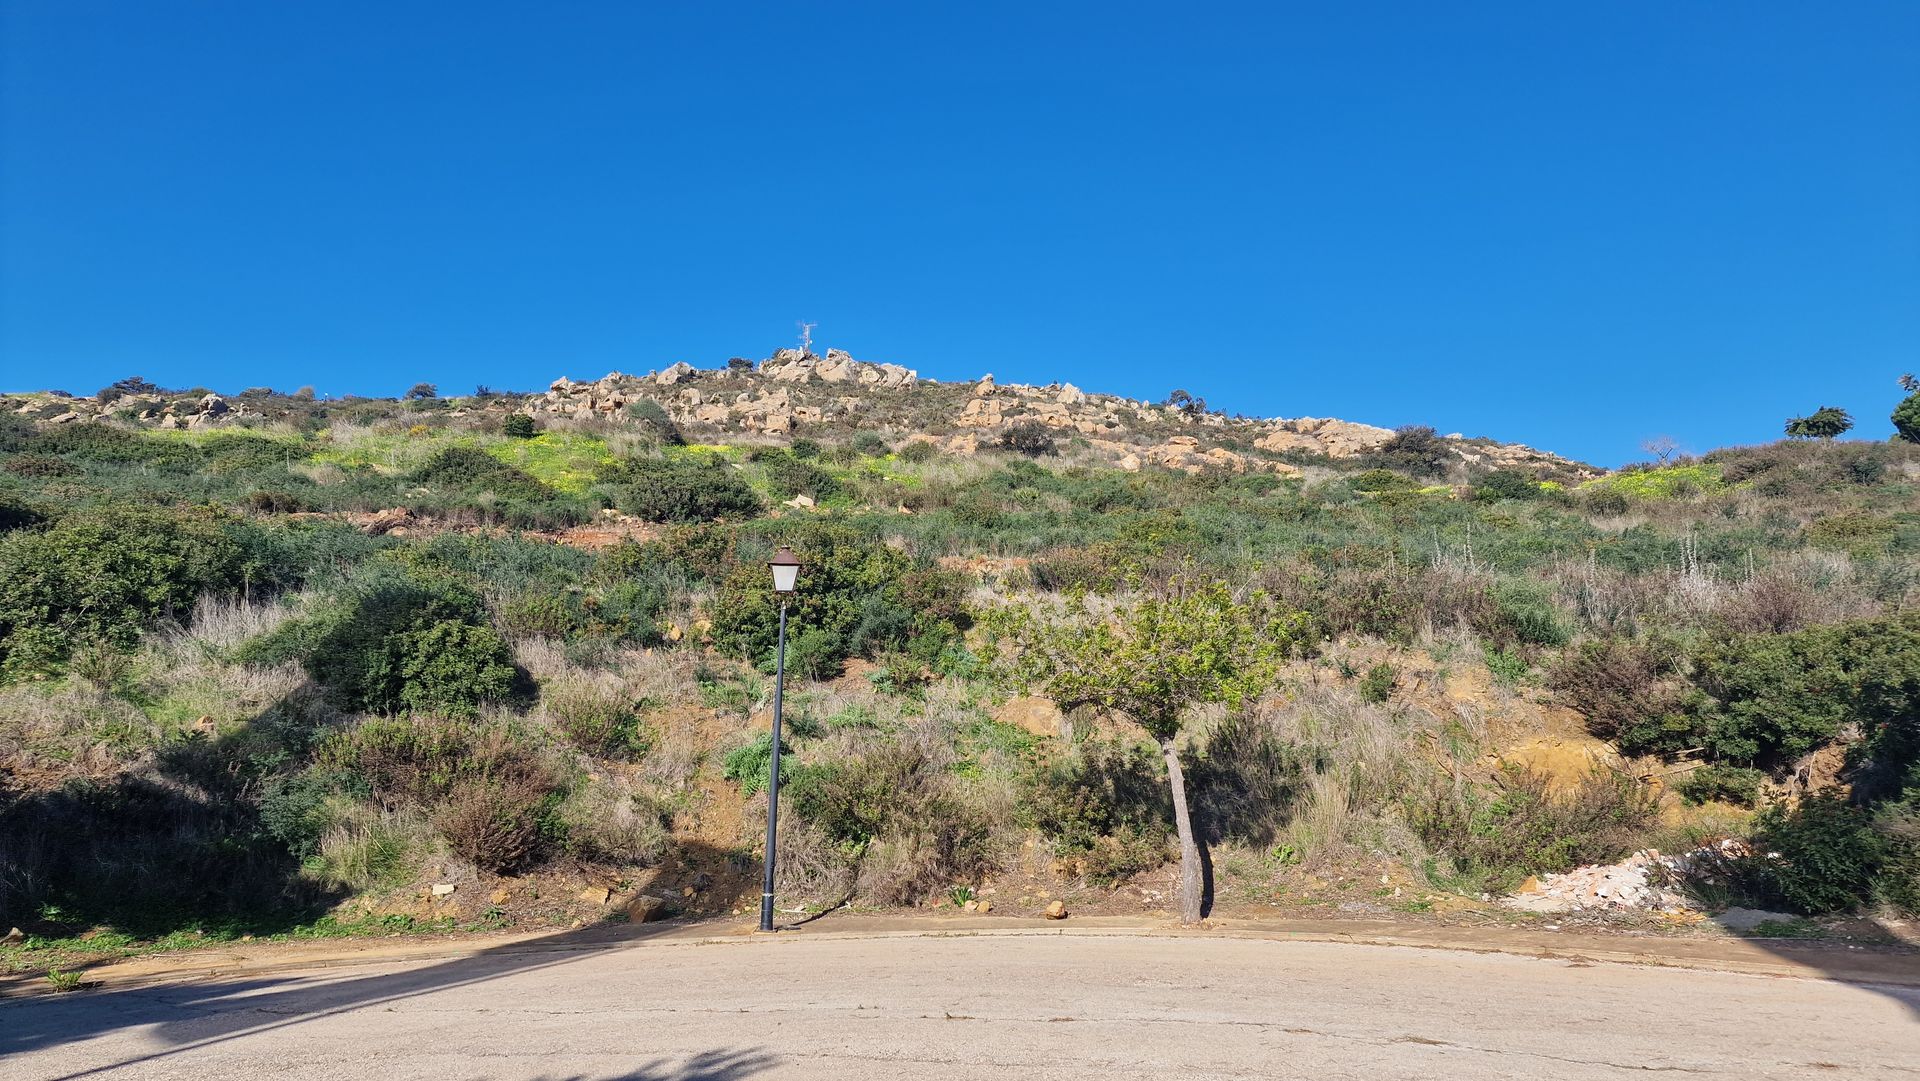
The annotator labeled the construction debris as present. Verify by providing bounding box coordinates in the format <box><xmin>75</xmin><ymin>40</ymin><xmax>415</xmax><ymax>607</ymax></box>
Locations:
<box><xmin>1503</xmin><ymin>840</ymin><xmax>1747</xmax><ymax>915</ymax></box>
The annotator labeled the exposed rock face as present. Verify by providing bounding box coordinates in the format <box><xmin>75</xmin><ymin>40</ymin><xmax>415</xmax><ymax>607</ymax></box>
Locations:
<box><xmin>1253</xmin><ymin>417</ymin><xmax>1395</xmax><ymax>459</ymax></box>
<box><xmin>760</xmin><ymin>348</ymin><xmax>915</xmax><ymax>388</ymax></box>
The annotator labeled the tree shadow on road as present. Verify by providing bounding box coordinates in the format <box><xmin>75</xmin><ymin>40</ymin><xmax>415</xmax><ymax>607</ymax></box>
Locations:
<box><xmin>1717</xmin><ymin>918</ymin><xmax>1920</xmax><ymax>1021</ymax></box>
<box><xmin>529</xmin><ymin>1049</ymin><xmax>781</xmax><ymax>1080</ymax></box>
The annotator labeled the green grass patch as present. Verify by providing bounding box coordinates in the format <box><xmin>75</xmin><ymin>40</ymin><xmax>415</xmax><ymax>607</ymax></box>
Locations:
<box><xmin>485</xmin><ymin>433</ymin><xmax>615</xmax><ymax>495</ymax></box>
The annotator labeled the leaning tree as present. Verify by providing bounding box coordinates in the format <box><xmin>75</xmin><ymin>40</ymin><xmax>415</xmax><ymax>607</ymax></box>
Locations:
<box><xmin>990</xmin><ymin>580</ymin><xmax>1312</xmax><ymax>923</ymax></box>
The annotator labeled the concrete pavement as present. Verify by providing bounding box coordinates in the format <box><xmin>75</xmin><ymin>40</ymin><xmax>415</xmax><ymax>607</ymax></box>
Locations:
<box><xmin>4</xmin><ymin>930</ymin><xmax>1917</xmax><ymax>1079</ymax></box>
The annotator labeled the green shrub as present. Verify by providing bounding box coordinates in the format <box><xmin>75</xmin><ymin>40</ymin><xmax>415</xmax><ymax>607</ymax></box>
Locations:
<box><xmin>395</xmin><ymin>620</ymin><xmax>521</xmax><ymax>715</ymax></box>
<box><xmin>1370</xmin><ymin>425</ymin><xmax>1451</xmax><ymax>477</ymax></box>
<box><xmin>998</xmin><ymin>423</ymin><xmax>1058</xmax><ymax>457</ymax></box>
<box><xmin>504</xmin><ymin>414</ymin><xmax>537</xmax><ymax>439</ymax></box>
<box><xmin>319</xmin><ymin>718</ymin><xmax>563</xmax><ymax>872</ymax></box>
<box><xmin>1408</xmin><ymin>767</ymin><xmax>1660</xmax><ymax>893</ymax></box>
<box><xmin>258</xmin><ymin>768</ymin><xmax>340</xmax><ymax>858</ymax></box>
<box><xmin>1024</xmin><ymin>741</ymin><xmax>1171</xmax><ymax>883</ymax></box>
<box><xmin>1549</xmin><ymin>637</ymin><xmax>1694</xmax><ymax>753</ymax></box>
<box><xmin>604</xmin><ymin>456</ymin><xmax>762</xmax><ymax>523</ymax></box>
<box><xmin>760</xmin><ymin>453</ymin><xmax>842</xmax><ymax>502</ymax></box>
<box><xmin>1676</xmin><ymin>765</ymin><xmax>1766</xmax><ymax>807</ymax></box>
<box><xmin>723</xmin><ymin>731</ymin><xmax>788</xmax><ymax>797</ymax></box>
<box><xmin>1474</xmin><ymin>469</ymin><xmax>1540</xmax><ymax>501</ymax></box>
<box><xmin>1583</xmin><ymin>489</ymin><xmax>1630</xmax><ymax>517</ymax></box>
<box><xmin>785</xmin><ymin>741</ymin><xmax>997</xmax><ymax>901</ymax></box>
<box><xmin>242</xmin><ymin>568</ymin><xmax>525</xmax><ymax>716</ymax></box>
<box><xmin>851</xmin><ymin>432</ymin><xmax>888</xmax><ymax>456</ymax></box>
<box><xmin>1490</xmin><ymin>578</ymin><xmax>1569</xmax><ymax>647</ymax></box>
<box><xmin>2</xmin><ymin>453</ymin><xmax>77</xmax><ymax>477</ymax></box>
<box><xmin>1484</xmin><ymin>646</ymin><xmax>1529</xmax><ymax>687</ymax></box>
<box><xmin>708</xmin><ymin>524</ymin><xmax>967</xmax><ymax>677</ymax></box>
<box><xmin>1691</xmin><ymin>615</ymin><xmax>1920</xmax><ymax>771</ymax></box>
<box><xmin>1358</xmin><ymin>662</ymin><xmax>1396</xmax><ymax>703</ymax></box>
<box><xmin>1349</xmin><ymin>469</ymin><xmax>1417</xmax><ymax>493</ymax></box>
<box><xmin>626</xmin><ymin>399</ymin><xmax>682</xmax><ymax>445</ymax></box>
<box><xmin>897</xmin><ymin>441</ymin><xmax>936</xmax><ymax>463</ymax></box>
<box><xmin>0</xmin><ymin>505</ymin><xmax>250</xmax><ymax>673</ymax></box>
<box><xmin>1730</xmin><ymin>795</ymin><xmax>1885</xmax><ymax>914</ymax></box>
<box><xmin>546</xmin><ymin>681</ymin><xmax>651</xmax><ymax>759</ymax></box>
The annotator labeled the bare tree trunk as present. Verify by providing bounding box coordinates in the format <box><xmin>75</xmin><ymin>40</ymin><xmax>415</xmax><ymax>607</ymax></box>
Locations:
<box><xmin>1160</xmin><ymin>737</ymin><xmax>1203</xmax><ymax>924</ymax></box>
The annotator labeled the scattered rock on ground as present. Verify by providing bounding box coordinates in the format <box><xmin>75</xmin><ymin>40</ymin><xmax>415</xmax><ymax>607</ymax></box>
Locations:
<box><xmin>1044</xmin><ymin>900</ymin><xmax>1068</xmax><ymax>920</ymax></box>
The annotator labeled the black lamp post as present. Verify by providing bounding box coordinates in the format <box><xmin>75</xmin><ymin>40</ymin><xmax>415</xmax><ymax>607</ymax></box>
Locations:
<box><xmin>759</xmin><ymin>545</ymin><xmax>802</xmax><ymax>932</ymax></box>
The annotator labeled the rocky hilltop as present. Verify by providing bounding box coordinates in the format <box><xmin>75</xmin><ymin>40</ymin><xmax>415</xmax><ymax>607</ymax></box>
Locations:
<box><xmin>535</xmin><ymin>347</ymin><xmax>1594</xmax><ymax>478</ymax></box>
<box><xmin>3</xmin><ymin>346</ymin><xmax>1596</xmax><ymax>478</ymax></box>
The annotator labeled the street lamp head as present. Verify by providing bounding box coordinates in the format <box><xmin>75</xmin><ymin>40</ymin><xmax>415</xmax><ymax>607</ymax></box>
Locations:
<box><xmin>768</xmin><ymin>545</ymin><xmax>802</xmax><ymax>594</ymax></box>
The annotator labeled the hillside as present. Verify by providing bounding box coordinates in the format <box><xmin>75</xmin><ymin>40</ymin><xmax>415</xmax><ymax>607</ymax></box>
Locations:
<box><xmin>2</xmin><ymin>355</ymin><xmax>1918</xmax><ymax>978</ymax></box>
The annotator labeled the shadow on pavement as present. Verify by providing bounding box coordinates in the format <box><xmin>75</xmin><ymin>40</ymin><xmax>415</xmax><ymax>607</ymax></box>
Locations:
<box><xmin>0</xmin><ymin>918</ymin><xmax>773</xmax><ymax>1079</ymax></box>
<box><xmin>527</xmin><ymin>1049</ymin><xmax>781</xmax><ymax>1080</ymax></box>
<box><xmin>1725</xmin><ymin>918</ymin><xmax>1920</xmax><ymax>1021</ymax></box>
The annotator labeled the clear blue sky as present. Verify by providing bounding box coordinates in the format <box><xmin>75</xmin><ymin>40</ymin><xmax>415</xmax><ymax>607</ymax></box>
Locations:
<box><xmin>3</xmin><ymin>2</ymin><xmax>1916</xmax><ymax>465</ymax></box>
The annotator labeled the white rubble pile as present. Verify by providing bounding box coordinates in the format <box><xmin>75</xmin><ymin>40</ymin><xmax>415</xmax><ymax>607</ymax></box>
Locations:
<box><xmin>1503</xmin><ymin>839</ymin><xmax>1747</xmax><ymax>915</ymax></box>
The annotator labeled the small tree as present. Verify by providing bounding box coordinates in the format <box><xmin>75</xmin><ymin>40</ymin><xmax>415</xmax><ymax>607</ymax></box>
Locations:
<box><xmin>1641</xmin><ymin>435</ymin><xmax>1679</xmax><ymax>466</ymax></box>
<box><xmin>1893</xmin><ymin>375</ymin><xmax>1920</xmax><ymax>445</ymax></box>
<box><xmin>727</xmin><ymin>357</ymin><xmax>755</xmax><ymax>373</ymax></box>
<box><xmin>1164</xmin><ymin>389</ymin><xmax>1206</xmax><ymax>417</ymax></box>
<box><xmin>405</xmin><ymin>383</ymin><xmax>438</xmax><ymax>401</ymax></box>
<box><xmin>1373</xmin><ymin>425</ymin><xmax>1452</xmax><ymax>477</ymax></box>
<box><xmin>627</xmin><ymin>399</ymin><xmax>683</xmax><ymax>445</ymax></box>
<box><xmin>990</xmin><ymin>581</ymin><xmax>1313</xmax><ymax>923</ymax></box>
<box><xmin>503</xmin><ymin>414</ymin><xmax>538</xmax><ymax>439</ymax></box>
<box><xmin>1785</xmin><ymin>406</ymin><xmax>1853</xmax><ymax>441</ymax></box>
<box><xmin>998</xmin><ymin>422</ymin><xmax>1058</xmax><ymax>457</ymax></box>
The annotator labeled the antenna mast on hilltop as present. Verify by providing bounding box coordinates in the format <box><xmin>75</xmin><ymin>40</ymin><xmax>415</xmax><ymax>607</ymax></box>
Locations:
<box><xmin>796</xmin><ymin>321</ymin><xmax>817</xmax><ymax>357</ymax></box>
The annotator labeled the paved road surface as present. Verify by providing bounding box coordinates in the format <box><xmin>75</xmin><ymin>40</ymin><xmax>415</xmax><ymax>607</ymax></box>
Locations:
<box><xmin>4</xmin><ymin>931</ymin><xmax>1916</xmax><ymax>1080</ymax></box>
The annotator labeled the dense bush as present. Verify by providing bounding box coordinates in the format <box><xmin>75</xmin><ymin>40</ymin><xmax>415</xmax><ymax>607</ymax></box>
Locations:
<box><xmin>708</xmin><ymin>524</ymin><xmax>967</xmax><ymax>676</ymax></box>
<box><xmin>404</xmin><ymin>445</ymin><xmax>587</xmax><ymax>527</ymax></box>
<box><xmin>1474</xmin><ymin>469</ymin><xmax>1540</xmax><ymax>501</ymax></box>
<box><xmin>1370</xmin><ymin>425</ymin><xmax>1451</xmax><ymax>477</ymax></box>
<box><xmin>1691</xmin><ymin>615</ymin><xmax>1920</xmax><ymax>772</ymax></box>
<box><xmin>757</xmin><ymin>451</ymin><xmax>842</xmax><ymax>502</ymax></box>
<box><xmin>320</xmin><ymin>718</ymin><xmax>563</xmax><ymax>872</ymax></box>
<box><xmin>1409</xmin><ymin>768</ymin><xmax>1660</xmax><ymax>892</ymax></box>
<box><xmin>1549</xmin><ymin>638</ymin><xmax>1692</xmax><ymax>752</ymax></box>
<box><xmin>785</xmin><ymin>741</ymin><xmax>997</xmax><ymax>903</ymax></box>
<box><xmin>627</xmin><ymin>399</ymin><xmax>683</xmax><ymax>445</ymax></box>
<box><xmin>1675</xmin><ymin>765</ymin><xmax>1766</xmax><ymax>807</ymax></box>
<box><xmin>0</xmin><ymin>505</ymin><xmax>251</xmax><ymax>673</ymax></box>
<box><xmin>1729</xmin><ymin>795</ymin><xmax>1886</xmax><ymax>914</ymax></box>
<box><xmin>1023</xmin><ymin>741</ymin><xmax>1171</xmax><ymax>883</ymax></box>
<box><xmin>998</xmin><ymin>422</ymin><xmax>1058</xmax><ymax>457</ymax></box>
<box><xmin>604</xmin><ymin>455</ymin><xmax>763</xmax><ymax>523</ymax></box>
<box><xmin>242</xmin><ymin>567</ymin><xmax>526</xmax><ymax>716</ymax></box>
